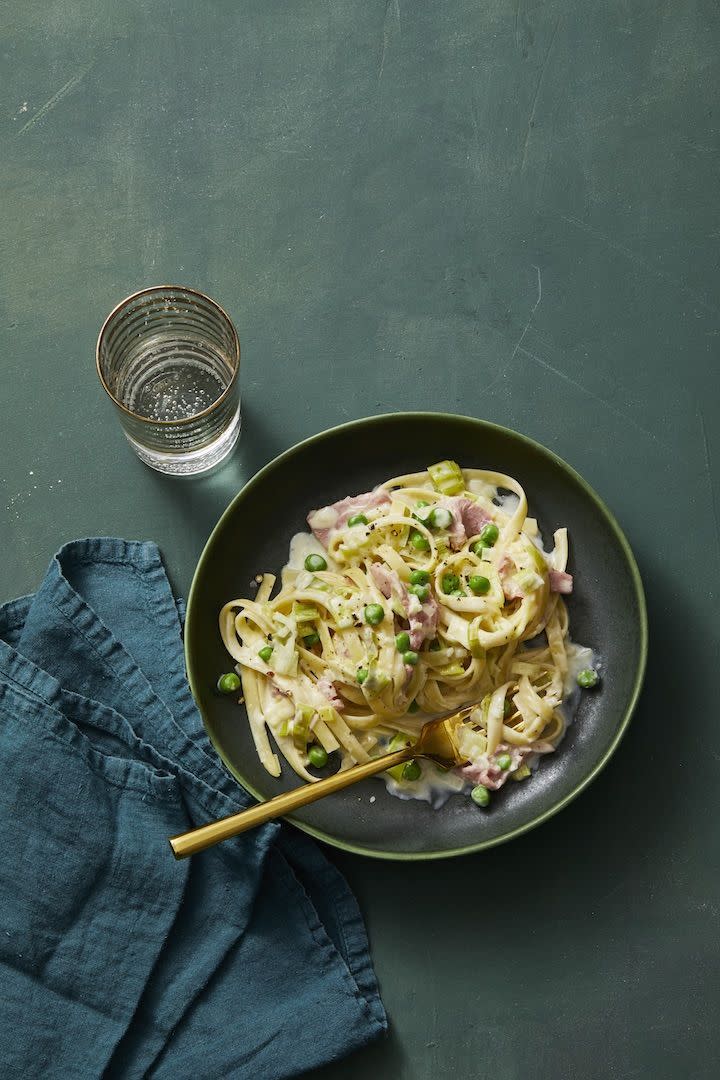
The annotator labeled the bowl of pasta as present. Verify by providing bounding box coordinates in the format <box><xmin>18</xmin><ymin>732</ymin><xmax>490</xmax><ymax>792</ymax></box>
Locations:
<box><xmin>185</xmin><ymin>413</ymin><xmax>647</xmax><ymax>859</ymax></box>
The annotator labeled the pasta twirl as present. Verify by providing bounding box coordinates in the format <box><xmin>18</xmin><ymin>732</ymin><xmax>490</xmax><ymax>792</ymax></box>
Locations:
<box><xmin>219</xmin><ymin>461</ymin><xmax>596</xmax><ymax>804</ymax></box>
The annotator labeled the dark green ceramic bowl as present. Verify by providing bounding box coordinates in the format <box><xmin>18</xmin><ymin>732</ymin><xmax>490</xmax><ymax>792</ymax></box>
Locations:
<box><xmin>185</xmin><ymin>413</ymin><xmax>647</xmax><ymax>860</ymax></box>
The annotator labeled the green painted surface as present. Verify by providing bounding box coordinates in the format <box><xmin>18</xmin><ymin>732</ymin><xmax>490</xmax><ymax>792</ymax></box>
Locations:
<box><xmin>1</xmin><ymin>1</ymin><xmax>718</xmax><ymax>1076</ymax></box>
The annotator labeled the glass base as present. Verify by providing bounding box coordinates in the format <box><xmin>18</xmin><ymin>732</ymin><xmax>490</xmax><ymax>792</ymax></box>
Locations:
<box><xmin>126</xmin><ymin>406</ymin><xmax>242</xmax><ymax>475</ymax></box>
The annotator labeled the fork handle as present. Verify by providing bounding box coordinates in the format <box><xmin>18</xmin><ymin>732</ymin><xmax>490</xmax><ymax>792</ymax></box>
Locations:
<box><xmin>169</xmin><ymin>746</ymin><xmax>415</xmax><ymax>858</ymax></box>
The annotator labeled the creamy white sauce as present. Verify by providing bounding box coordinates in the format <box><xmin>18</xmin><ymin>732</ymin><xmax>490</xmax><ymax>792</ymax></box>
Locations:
<box><xmin>495</xmin><ymin>490</ymin><xmax>520</xmax><ymax>516</ymax></box>
<box><xmin>558</xmin><ymin>642</ymin><xmax>599</xmax><ymax>742</ymax></box>
<box><xmin>467</xmin><ymin>477</ymin><xmax>496</xmax><ymax>498</ymax></box>
<box><xmin>381</xmin><ymin>758</ymin><xmax>466</xmax><ymax>807</ymax></box>
<box><xmin>281</xmin><ymin>532</ymin><xmax>339</xmax><ymax>586</ymax></box>
<box><xmin>375</xmin><ymin>715</ymin><xmax>469</xmax><ymax>808</ymax></box>
<box><xmin>564</xmin><ymin>642</ymin><xmax>597</xmax><ymax>696</ymax></box>
<box><xmin>307</xmin><ymin>505</ymin><xmax>338</xmax><ymax>529</ymax></box>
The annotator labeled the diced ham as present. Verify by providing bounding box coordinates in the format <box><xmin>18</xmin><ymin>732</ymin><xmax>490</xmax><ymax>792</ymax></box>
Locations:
<box><xmin>335</xmin><ymin>490</ymin><xmax>390</xmax><ymax>528</ymax></box>
<box><xmin>369</xmin><ymin>562</ymin><xmax>396</xmax><ymax>598</ymax></box>
<box><xmin>370</xmin><ymin>563</ymin><xmax>437</xmax><ymax>650</ymax></box>
<box><xmin>306</xmin><ymin>507</ymin><xmax>338</xmax><ymax>548</ymax></box>
<box><xmin>498</xmin><ymin>557</ymin><xmax>543</xmax><ymax>602</ymax></box>
<box><xmin>502</xmin><ymin>577</ymin><xmax>524</xmax><ymax>601</ymax></box>
<box><xmin>408</xmin><ymin>595</ymin><xmax>438</xmax><ymax>650</ymax></box>
<box><xmin>459</xmin><ymin>500</ymin><xmax>492</xmax><ymax>537</ymax></box>
<box><xmin>458</xmin><ymin>745</ymin><xmax>520</xmax><ymax>790</ymax></box>
<box><xmin>369</xmin><ymin>563</ymin><xmax>409</xmax><ymax>615</ymax></box>
<box><xmin>438</xmin><ymin>497</ymin><xmax>467</xmax><ymax>550</ymax></box>
<box><xmin>549</xmin><ymin>570</ymin><xmax>573</xmax><ymax>594</ymax></box>
<box><xmin>458</xmin><ymin>742</ymin><xmax>555</xmax><ymax>790</ymax></box>
<box><xmin>438</xmin><ymin>497</ymin><xmax>493</xmax><ymax>550</ymax></box>
<box><xmin>499</xmin><ymin>556</ymin><xmax>521</xmax><ymax>600</ymax></box>
<box><xmin>316</xmin><ymin>675</ymin><xmax>344</xmax><ymax>710</ymax></box>
<box><xmin>459</xmin><ymin>760</ymin><xmax>505</xmax><ymax>790</ymax></box>
<box><xmin>307</xmin><ymin>490</ymin><xmax>390</xmax><ymax>547</ymax></box>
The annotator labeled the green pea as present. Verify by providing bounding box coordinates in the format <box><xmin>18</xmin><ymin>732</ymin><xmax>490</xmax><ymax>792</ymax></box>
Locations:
<box><xmin>503</xmin><ymin>698</ymin><xmax>513</xmax><ymax>718</ymax></box>
<box><xmin>304</xmin><ymin>553</ymin><xmax>327</xmax><ymax>573</ymax></box>
<box><xmin>416</xmin><ymin>500</ymin><xmax>430</xmax><ymax>508</ymax></box>
<box><xmin>479</xmin><ymin>523</ymin><xmax>499</xmax><ymax>547</ymax></box>
<box><xmin>408</xmin><ymin>583</ymin><xmax>430</xmax><ymax>602</ymax></box>
<box><xmin>441</xmin><ymin>573</ymin><xmax>460</xmax><ymax>594</ymax></box>
<box><xmin>347</xmin><ymin>513</ymin><xmax>368</xmax><ymax>527</ymax></box>
<box><xmin>402</xmin><ymin>650</ymin><xmax>419</xmax><ymax>666</ymax></box>
<box><xmin>258</xmin><ymin>646</ymin><xmax>274</xmax><ymax>663</ymax></box>
<box><xmin>450</xmin><ymin>589</ymin><xmax>466</xmax><ymax>598</ymax></box>
<box><xmin>470</xmin><ymin>541</ymin><xmax>486</xmax><ymax>557</ymax></box>
<box><xmin>471</xmin><ymin>784</ymin><xmax>490</xmax><ymax>807</ymax></box>
<box><xmin>302</xmin><ymin>632</ymin><xmax>320</xmax><ymax>648</ymax></box>
<box><xmin>217</xmin><ymin>672</ymin><xmax>241</xmax><ymax>694</ymax></box>
<box><xmin>402</xmin><ymin>760</ymin><xmax>422</xmax><ymax>782</ymax></box>
<box><xmin>356</xmin><ymin>668</ymin><xmax>368</xmax><ymax>684</ymax></box>
<box><xmin>410</xmin><ymin>569</ymin><xmax>430</xmax><ymax>586</ymax></box>
<box><xmin>308</xmin><ymin>744</ymin><xmax>328</xmax><ymax>768</ymax></box>
<box><xmin>577</xmin><ymin>668</ymin><xmax>599</xmax><ymax>689</ymax></box>
<box><xmin>409</xmin><ymin>529</ymin><xmax>430</xmax><ymax>551</ymax></box>
<box><xmin>364</xmin><ymin>603</ymin><xmax>385</xmax><ymax>626</ymax></box>
<box><xmin>468</xmin><ymin>574</ymin><xmax>491</xmax><ymax>595</ymax></box>
<box><xmin>496</xmin><ymin>753</ymin><xmax>512</xmax><ymax>771</ymax></box>
<box><xmin>408</xmin><ymin>699</ymin><xmax>420</xmax><ymax>713</ymax></box>
<box><xmin>429</xmin><ymin>507</ymin><xmax>453</xmax><ymax>530</ymax></box>
<box><xmin>395</xmin><ymin>631</ymin><xmax>411</xmax><ymax>652</ymax></box>
<box><xmin>429</xmin><ymin>639</ymin><xmax>442</xmax><ymax>651</ymax></box>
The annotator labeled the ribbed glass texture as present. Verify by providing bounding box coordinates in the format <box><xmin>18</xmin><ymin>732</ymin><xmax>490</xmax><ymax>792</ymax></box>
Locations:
<box><xmin>97</xmin><ymin>287</ymin><xmax>241</xmax><ymax>474</ymax></box>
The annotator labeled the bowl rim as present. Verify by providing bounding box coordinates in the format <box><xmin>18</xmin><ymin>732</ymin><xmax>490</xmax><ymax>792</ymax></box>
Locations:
<box><xmin>185</xmin><ymin>411</ymin><xmax>648</xmax><ymax>860</ymax></box>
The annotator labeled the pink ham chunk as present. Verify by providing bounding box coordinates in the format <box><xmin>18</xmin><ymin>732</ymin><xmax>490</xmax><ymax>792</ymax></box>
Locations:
<box><xmin>408</xmin><ymin>595</ymin><xmax>438</xmax><ymax>650</ymax></box>
<box><xmin>459</xmin><ymin>744</ymin><xmax>525</xmax><ymax>789</ymax></box>
<box><xmin>307</xmin><ymin>490</ymin><xmax>390</xmax><ymax>547</ymax></box>
<box><xmin>502</xmin><ymin>578</ymin><xmax>524</xmax><ymax>602</ymax></box>
<box><xmin>458</xmin><ymin>743</ymin><xmax>554</xmax><ymax>791</ymax></box>
<box><xmin>459</xmin><ymin>759</ymin><xmax>506</xmax><ymax>790</ymax></box>
<box><xmin>499</xmin><ymin>556</ymin><xmax>522</xmax><ymax>601</ymax></box>
<box><xmin>335</xmin><ymin>490</ymin><xmax>391</xmax><ymax>528</ymax></box>
<box><xmin>369</xmin><ymin>563</ymin><xmax>409</xmax><ymax>612</ymax></box>
<box><xmin>315</xmin><ymin>675</ymin><xmax>344</xmax><ymax>711</ymax></box>
<box><xmin>549</xmin><ymin>570</ymin><xmax>573</xmax><ymax>594</ymax></box>
<box><xmin>370</xmin><ymin>563</ymin><xmax>437</xmax><ymax>650</ymax></box>
<box><xmin>459</xmin><ymin>499</ymin><xmax>492</xmax><ymax>538</ymax></box>
<box><xmin>369</xmin><ymin>562</ymin><xmax>400</xmax><ymax>600</ymax></box>
<box><xmin>438</xmin><ymin>497</ymin><xmax>467</xmax><ymax>550</ymax></box>
<box><xmin>438</xmin><ymin>497</ymin><xmax>493</xmax><ymax>550</ymax></box>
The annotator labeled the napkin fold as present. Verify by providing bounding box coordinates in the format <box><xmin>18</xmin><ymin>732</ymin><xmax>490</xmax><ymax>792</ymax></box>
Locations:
<box><xmin>0</xmin><ymin>539</ymin><xmax>386</xmax><ymax>1079</ymax></box>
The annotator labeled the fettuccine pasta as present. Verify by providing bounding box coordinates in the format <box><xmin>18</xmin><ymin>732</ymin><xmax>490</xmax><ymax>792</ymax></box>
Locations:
<box><xmin>218</xmin><ymin>460</ymin><xmax>598</xmax><ymax>806</ymax></box>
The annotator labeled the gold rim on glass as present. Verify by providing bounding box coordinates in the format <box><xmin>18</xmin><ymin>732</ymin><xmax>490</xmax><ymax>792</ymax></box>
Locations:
<box><xmin>95</xmin><ymin>285</ymin><xmax>241</xmax><ymax>426</ymax></box>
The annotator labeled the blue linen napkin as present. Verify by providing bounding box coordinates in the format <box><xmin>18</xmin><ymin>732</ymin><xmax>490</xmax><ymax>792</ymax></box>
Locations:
<box><xmin>0</xmin><ymin>539</ymin><xmax>386</xmax><ymax>1079</ymax></box>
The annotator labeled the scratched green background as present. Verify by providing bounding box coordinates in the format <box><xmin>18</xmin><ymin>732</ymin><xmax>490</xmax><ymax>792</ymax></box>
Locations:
<box><xmin>2</xmin><ymin>2</ymin><xmax>720</xmax><ymax>1077</ymax></box>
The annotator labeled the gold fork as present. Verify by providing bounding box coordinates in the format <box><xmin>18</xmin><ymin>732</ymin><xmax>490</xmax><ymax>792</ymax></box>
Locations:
<box><xmin>169</xmin><ymin>703</ymin><xmax>481</xmax><ymax>858</ymax></box>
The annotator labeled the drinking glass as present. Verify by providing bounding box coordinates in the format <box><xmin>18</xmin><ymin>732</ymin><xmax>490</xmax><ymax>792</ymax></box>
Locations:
<box><xmin>96</xmin><ymin>286</ymin><xmax>241</xmax><ymax>475</ymax></box>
